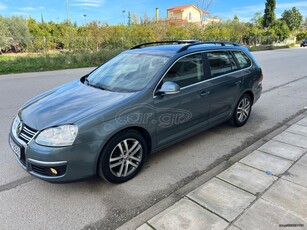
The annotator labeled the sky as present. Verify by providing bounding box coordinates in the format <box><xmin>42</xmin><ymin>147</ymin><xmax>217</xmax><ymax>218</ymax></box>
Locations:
<box><xmin>0</xmin><ymin>0</ymin><xmax>307</xmax><ymax>25</ymax></box>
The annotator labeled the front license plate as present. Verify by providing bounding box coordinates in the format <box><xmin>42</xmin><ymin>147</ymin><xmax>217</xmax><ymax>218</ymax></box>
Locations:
<box><xmin>9</xmin><ymin>136</ymin><xmax>21</xmax><ymax>159</ymax></box>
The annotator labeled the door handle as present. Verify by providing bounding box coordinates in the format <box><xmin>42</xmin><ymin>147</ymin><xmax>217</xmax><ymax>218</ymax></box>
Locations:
<box><xmin>200</xmin><ymin>91</ymin><xmax>210</xmax><ymax>97</ymax></box>
<box><xmin>235</xmin><ymin>80</ymin><xmax>242</xmax><ymax>85</ymax></box>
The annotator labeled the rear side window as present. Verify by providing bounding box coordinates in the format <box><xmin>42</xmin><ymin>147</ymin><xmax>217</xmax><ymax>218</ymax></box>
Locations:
<box><xmin>207</xmin><ymin>51</ymin><xmax>238</xmax><ymax>78</ymax></box>
<box><xmin>233</xmin><ymin>51</ymin><xmax>251</xmax><ymax>69</ymax></box>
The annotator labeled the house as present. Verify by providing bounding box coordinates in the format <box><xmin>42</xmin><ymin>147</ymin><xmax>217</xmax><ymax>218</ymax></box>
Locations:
<box><xmin>166</xmin><ymin>4</ymin><xmax>209</xmax><ymax>23</ymax></box>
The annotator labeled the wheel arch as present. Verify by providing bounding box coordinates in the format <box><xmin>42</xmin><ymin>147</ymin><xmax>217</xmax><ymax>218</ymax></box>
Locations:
<box><xmin>95</xmin><ymin>126</ymin><xmax>152</xmax><ymax>172</ymax></box>
<box><xmin>125</xmin><ymin>126</ymin><xmax>152</xmax><ymax>153</ymax></box>
<box><xmin>241</xmin><ymin>90</ymin><xmax>254</xmax><ymax>105</ymax></box>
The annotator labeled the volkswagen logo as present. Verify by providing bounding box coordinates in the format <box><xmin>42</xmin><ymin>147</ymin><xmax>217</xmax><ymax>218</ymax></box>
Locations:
<box><xmin>16</xmin><ymin>122</ymin><xmax>22</xmax><ymax>136</ymax></box>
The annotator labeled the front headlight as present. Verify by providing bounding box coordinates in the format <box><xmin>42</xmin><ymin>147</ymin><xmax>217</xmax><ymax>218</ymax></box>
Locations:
<box><xmin>36</xmin><ymin>125</ymin><xmax>78</xmax><ymax>147</ymax></box>
<box><xmin>12</xmin><ymin>116</ymin><xmax>21</xmax><ymax>134</ymax></box>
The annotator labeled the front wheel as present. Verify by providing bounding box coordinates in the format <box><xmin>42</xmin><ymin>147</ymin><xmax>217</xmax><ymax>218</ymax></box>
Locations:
<box><xmin>229</xmin><ymin>94</ymin><xmax>252</xmax><ymax>127</ymax></box>
<box><xmin>98</xmin><ymin>130</ymin><xmax>147</xmax><ymax>183</ymax></box>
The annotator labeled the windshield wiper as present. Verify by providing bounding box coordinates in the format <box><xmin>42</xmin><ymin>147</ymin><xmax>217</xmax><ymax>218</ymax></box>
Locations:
<box><xmin>85</xmin><ymin>79</ymin><xmax>110</xmax><ymax>91</ymax></box>
<box><xmin>92</xmin><ymin>84</ymin><xmax>107</xmax><ymax>90</ymax></box>
<box><xmin>84</xmin><ymin>77</ymin><xmax>91</xmax><ymax>86</ymax></box>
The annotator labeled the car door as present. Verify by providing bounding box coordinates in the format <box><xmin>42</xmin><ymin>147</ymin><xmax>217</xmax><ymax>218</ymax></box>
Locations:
<box><xmin>153</xmin><ymin>52</ymin><xmax>211</xmax><ymax>147</ymax></box>
<box><xmin>205</xmin><ymin>51</ymin><xmax>243</xmax><ymax>124</ymax></box>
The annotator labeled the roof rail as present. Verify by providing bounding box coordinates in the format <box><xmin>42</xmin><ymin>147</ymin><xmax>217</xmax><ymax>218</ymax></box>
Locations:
<box><xmin>177</xmin><ymin>41</ymin><xmax>240</xmax><ymax>53</ymax></box>
<box><xmin>130</xmin><ymin>40</ymin><xmax>200</xmax><ymax>50</ymax></box>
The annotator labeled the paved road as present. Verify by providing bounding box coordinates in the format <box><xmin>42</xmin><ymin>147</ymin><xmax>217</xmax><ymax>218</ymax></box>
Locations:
<box><xmin>0</xmin><ymin>48</ymin><xmax>307</xmax><ymax>230</ymax></box>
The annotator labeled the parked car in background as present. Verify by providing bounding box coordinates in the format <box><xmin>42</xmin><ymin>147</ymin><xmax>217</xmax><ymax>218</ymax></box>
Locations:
<box><xmin>300</xmin><ymin>38</ymin><xmax>307</xmax><ymax>47</ymax></box>
<box><xmin>9</xmin><ymin>40</ymin><xmax>263</xmax><ymax>183</ymax></box>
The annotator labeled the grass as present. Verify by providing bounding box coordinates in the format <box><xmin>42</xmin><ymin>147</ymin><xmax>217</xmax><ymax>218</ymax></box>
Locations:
<box><xmin>248</xmin><ymin>44</ymin><xmax>295</xmax><ymax>52</ymax></box>
<box><xmin>0</xmin><ymin>49</ymin><xmax>124</xmax><ymax>74</ymax></box>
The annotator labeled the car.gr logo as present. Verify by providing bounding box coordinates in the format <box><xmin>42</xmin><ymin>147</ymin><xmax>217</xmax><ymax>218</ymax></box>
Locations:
<box><xmin>115</xmin><ymin>103</ymin><xmax>192</xmax><ymax>128</ymax></box>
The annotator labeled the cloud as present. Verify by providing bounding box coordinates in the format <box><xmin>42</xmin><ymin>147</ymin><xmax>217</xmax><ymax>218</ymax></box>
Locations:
<box><xmin>233</xmin><ymin>5</ymin><xmax>264</xmax><ymax>15</ymax></box>
<box><xmin>72</xmin><ymin>0</ymin><xmax>105</xmax><ymax>8</ymax></box>
<box><xmin>213</xmin><ymin>4</ymin><xmax>264</xmax><ymax>21</ymax></box>
<box><xmin>10</xmin><ymin>12</ymin><xmax>29</xmax><ymax>16</ymax></box>
<box><xmin>73</xmin><ymin>3</ymin><xmax>100</xmax><ymax>7</ymax></box>
<box><xmin>216</xmin><ymin>1</ymin><xmax>307</xmax><ymax>22</ymax></box>
<box><xmin>18</xmin><ymin>6</ymin><xmax>45</xmax><ymax>12</ymax></box>
<box><xmin>19</xmin><ymin>7</ymin><xmax>36</xmax><ymax>11</ymax></box>
<box><xmin>0</xmin><ymin>2</ymin><xmax>7</xmax><ymax>10</ymax></box>
<box><xmin>277</xmin><ymin>2</ymin><xmax>307</xmax><ymax>9</ymax></box>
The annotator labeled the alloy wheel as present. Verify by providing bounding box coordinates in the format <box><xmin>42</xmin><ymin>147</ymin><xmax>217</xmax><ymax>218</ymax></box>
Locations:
<box><xmin>109</xmin><ymin>138</ymin><xmax>143</xmax><ymax>178</ymax></box>
<box><xmin>237</xmin><ymin>97</ymin><xmax>251</xmax><ymax>123</ymax></box>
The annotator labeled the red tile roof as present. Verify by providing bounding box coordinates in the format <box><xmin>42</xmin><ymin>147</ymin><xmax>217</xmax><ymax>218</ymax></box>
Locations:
<box><xmin>167</xmin><ymin>4</ymin><xmax>209</xmax><ymax>14</ymax></box>
<box><xmin>167</xmin><ymin>4</ymin><xmax>194</xmax><ymax>11</ymax></box>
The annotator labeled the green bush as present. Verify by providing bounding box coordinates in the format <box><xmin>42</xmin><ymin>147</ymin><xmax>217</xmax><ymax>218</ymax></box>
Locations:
<box><xmin>297</xmin><ymin>32</ymin><xmax>307</xmax><ymax>41</ymax></box>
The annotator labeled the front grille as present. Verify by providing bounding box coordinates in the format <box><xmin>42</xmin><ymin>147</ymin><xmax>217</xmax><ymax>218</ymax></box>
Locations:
<box><xmin>31</xmin><ymin>164</ymin><xmax>67</xmax><ymax>177</ymax></box>
<box><xmin>18</xmin><ymin>124</ymin><xmax>37</xmax><ymax>144</ymax></box>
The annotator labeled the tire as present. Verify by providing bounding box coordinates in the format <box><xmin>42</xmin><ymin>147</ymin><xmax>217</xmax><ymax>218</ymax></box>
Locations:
<box><xmin>229</xmin><ymin>94</ymin><xmax>252</xmax><ymax>127</ymax></box>
<box><xmin>98</xmin><ymin>130</ymin><xmax>147</xmax><ymax>183</ymax></box>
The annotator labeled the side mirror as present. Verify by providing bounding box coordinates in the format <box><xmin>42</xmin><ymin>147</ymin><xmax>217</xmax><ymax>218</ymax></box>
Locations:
<box><xmin>157</xmin><ymin>81</ymin><xmax>180</xmax><ymax>95</ymax></box>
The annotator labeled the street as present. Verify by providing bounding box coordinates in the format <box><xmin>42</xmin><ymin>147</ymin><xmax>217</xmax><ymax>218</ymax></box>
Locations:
<box><xmin>0</xmin><ymin>48</ymin><xmax>307</xmax><ymax>230</ymax></box>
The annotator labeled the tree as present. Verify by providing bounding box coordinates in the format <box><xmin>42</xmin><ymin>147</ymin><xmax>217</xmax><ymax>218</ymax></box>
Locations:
<box><xmin>262</xmin><ymin>0</ymin><xmax>276</xmax><ymax>28</ymax></box>
<box><xmin>0</xmin><ymin>16</ymin><xmax>10</xmax><ymax>52</ymax></box>
<box><xmin>5</xmin><ymin>16</ymin><xmax>31</xmax><ymax>52</ymax></box>
<box><xmin>281</xmin><ymin>7</ymin><xmax>303</xmax><ymax>31</ymax></box>
<box><xmin>297</xmin><ymin>31</ymin><xmax>307</xmax><ymax>41</ymax></box>
<box><xmin>140</xmin><ymin>12</ymin><xmax>151</xmax><ymax>24</ymax></box>
<box><xmin>234</xmin><ymin>15</ymin><xmax>239</xmax><ymax>22</ymax></box>
<box><xmin>271</xmin><ymin>19</ymin><xmax>290</xmax><ymax>41</ymax></box>
<box><xmin>127</xmin><ymin>11</ymin><xmax>132</xmax><ymax>27</ymax></box>
<box><xmin>195</xmin><ymin>0</ymin><xmax>214</xmax><ymax>24</ymax></box>
<box><xmin>251</xmin><ymin>12</ymin><xmax>263</xmax><ymax>28</ymax></box>
<box><xmin>132</xmin><ymin>12</ymin><xmax>139</xmax><ymax>25</ymax></box>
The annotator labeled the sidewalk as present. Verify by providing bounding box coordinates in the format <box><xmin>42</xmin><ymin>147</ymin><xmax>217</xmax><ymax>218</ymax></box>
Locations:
<box><xmin>118</xmin><ymin>112</ymin><xmax>307</xmax><ymax>230</ymax></box>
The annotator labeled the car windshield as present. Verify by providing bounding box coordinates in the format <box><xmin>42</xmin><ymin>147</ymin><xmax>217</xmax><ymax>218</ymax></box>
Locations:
<box><xmin>86</xmin><ymin>52</ymin><xmax>169</xmax><ymax>92</ymax></box>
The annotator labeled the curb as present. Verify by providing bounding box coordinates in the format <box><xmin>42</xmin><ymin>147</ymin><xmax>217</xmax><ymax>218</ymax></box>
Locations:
<box><xmin>117</xmin><ymin>110</ymin><xmax>307</xmax><ymax>230</ymax></box>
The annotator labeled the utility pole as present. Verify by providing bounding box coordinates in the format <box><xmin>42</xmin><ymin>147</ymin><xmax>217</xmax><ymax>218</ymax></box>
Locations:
<box><xmin>122</xmin><ymin>10</ymin><xmax>126</xmax><ymax>24</ymax></box>
<box><xmin>83</xmin><ymin>14</ymin><xmax>87</xmax><ymax>25</ymax></box>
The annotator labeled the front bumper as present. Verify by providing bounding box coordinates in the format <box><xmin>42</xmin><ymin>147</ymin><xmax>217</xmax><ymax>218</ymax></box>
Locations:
<box><xmin>9</xmin><ymin>132</ymin><xmax>103</xmax><ymax>182</ymax></box>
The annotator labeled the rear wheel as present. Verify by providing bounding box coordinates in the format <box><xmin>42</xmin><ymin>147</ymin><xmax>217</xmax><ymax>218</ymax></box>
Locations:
<box><xmin>229</xmin><ymin>94</ymin><xmax>252</xmax><ymax>127</ymax></box>
<box><xmin>98</xmin><ymin>130</ymin><xmax>147</xmax><ymax>183</ymax></box>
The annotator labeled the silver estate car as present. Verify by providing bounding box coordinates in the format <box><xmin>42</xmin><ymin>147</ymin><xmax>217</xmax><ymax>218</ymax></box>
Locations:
<box><xmin>9</xmin><ymin>41</ymin><xmax>263</xmax><ymax>183</ymax></box>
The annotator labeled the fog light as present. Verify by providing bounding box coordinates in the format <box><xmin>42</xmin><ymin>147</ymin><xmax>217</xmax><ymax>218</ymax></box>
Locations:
<box><xmin>50</xmin><ymin>168</ymin><xmax>58</xmax><ymax>175</ymax></box>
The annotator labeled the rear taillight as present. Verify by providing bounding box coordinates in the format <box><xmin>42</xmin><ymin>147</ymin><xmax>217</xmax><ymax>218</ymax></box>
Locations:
<box><xmin>258</xmin><ymin>73</ymin><xmax>263</xmax><ymax>86</ymax></box>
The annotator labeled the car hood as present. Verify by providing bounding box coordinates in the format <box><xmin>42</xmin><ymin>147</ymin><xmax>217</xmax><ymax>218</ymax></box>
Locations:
<box><xmin>20</xmin><ymin>80</ymin><xmax>135</xmax><ymax>130</ymax></box>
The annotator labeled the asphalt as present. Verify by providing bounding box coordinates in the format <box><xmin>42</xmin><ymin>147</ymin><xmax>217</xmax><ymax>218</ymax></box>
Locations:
<box><xmin>118</xmin><ymin>111</ymin><xmax>307</xmax><ymax>230</ymax></box>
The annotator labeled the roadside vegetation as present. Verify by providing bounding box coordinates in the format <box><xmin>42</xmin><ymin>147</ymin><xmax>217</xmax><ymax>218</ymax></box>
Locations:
<box><xmin>0</xmin><ymin>0</ymin><xmax>306</xmax><ymax>74</ymax></box>
<box><xmin>0</xmin><ymin>49</ymin><xmax>123</xmax><ymax>74</ymax></box>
